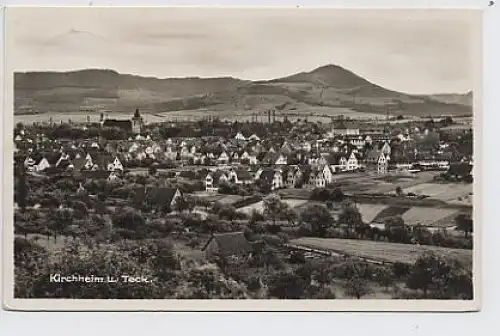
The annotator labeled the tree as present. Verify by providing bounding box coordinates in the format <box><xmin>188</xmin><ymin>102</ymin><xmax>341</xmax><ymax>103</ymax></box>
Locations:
<box><xmin>392</xmin><ymin>262</ymin><xmax>411</xmax><ymax>279</ymax></box>
<box><xmin>344</xmin><ymin>276</ymin><xmax>372</xmax><ymax>299</ymax></box>
<box><xmin>72</xmin><ymin>200</ymin><xmax>88</xmax><ymax>219</ymax></box>
<box><xmin>129</xmin><ymin>239</ymin><xmax>180</xmax><ymax>280</ymax></box>
<box><xmin>148</xmin><ymin>165</ymin><xmax>157</xmax><ymax>176</ymax></box>
<box><xmin>300</xmin><ymin>204</ymin><xmax>335</xmax><ymax>237</ymax></box>
<box><xmin>331</xmin><ymin>188</ymin><xmax>345</xmax><ymax>203</ymax></box>
<box><xmin>410</xmin><ymin>224</ymin><xmax>433</xmax><ymax>245</ymax></box>
<box><xmin>112</xmin><ymin>207</ymin><xmax>146</xmax><ymax>238</ymax></box>
<box><xmin>25</xmin><ymin>241</ymin><xmax>163</xmax><ymax>299</ymax></box>
<box><xmin>267</xmin><ymin>270</ymin><xmax>309</xmax><ymax>299</ymax></box>
<box><xmin>374</xmin><ymin>267</ymin><xmax>394</xmax><ymax>291</ymax></box>
<box><xmin>395</xmin><ymin>186</ymin><xmax>403</xmax><ymax>196</ymax></box>
<box><xmin>173</xmin><ymin>197</ymin><xmax>189</xmax><ymax>213</ymax></box>
<box><xmin>338</xmin><ymin>202</ymin><xmax>363</xmax><ymax>233</ymax></box>
<box><xmin>310</xmin><ymin>188</ymin><xmax>331</xmax><ymax>202</ymax></box>
<box><xmin>455</xmin><ymin>214</ymin><xmax>473</xmax><ymax>238</ymax></box>
<box><xmin>16</xmin><ymin>164</ymin><xmax>28</xmax><ymax>212</ymax></box>
<box><xmin>384</xmin><ymin>216</ymin><xmax>411</xmax><ymax>244</ymax></box>
<box><xmin>14</xmin><ymin>237</ymin><xmax>49</xmax><ymax>298</ymax></box>
<box><xmin>174</xmin><ymin>263</ymin><xmax>249</xmax><ymax>299</ymax></box>
<box><xmin>184</xmin><ymin>195</ymin><xmax>197</xmax><ymax>213</ymax></box>
<box><xmin>263</xmin><ymin>194</ymin><xmax>290</xmax><ymax>225</ymax></box>
<box><xmin>406</xmin><ymin>252</ymin><xmax>471</xmax><ymax>299</ymax></box>
<box><xmin>50</xmin><ymin>208</ymin><xmax>73</xmax><ymax>242</ymax></box>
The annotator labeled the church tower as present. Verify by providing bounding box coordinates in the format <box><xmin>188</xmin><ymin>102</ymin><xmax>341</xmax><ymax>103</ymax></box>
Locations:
<box><xmin>131</xmin><ymin>108</ymin><xmax>143</xmax><ymax>134</ymax></box>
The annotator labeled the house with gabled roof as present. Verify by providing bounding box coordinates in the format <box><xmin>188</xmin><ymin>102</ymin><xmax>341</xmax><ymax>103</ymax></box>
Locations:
<box><xmin>319</xmin><ymin>164</ymin><xmax>334</xmax><ymax>184</ymax></box>
<box><xmin>91</xmin><ymin>154</ymin><xmax>115</xmax><ymax>171</ymax></box>
<box><xmin>68</xmin><ymin>157</ymin><xmax>86</xmax><ymax>171</ymax></box>
<box><xmin>261</xmin><ymin>151</ymin><xmax>287</xmax><ymax>166</ymax></box>
<box><xmin>35</xmin><ymin>156</ymin><xmax>51</xmax><ymax>172</ymax></box>
<box><xmin>55</xmin><ymin>153</ymin><xmax>71</xmax><ymax>169</ymax></box>
<box><xmin>248</xmin><ymin>134</ymin><xmax>260</xmax><ymax>141</ymax></box>
<box><xmin>346</xmin><ymin>151</ymin><xmax>361</xmax><ymax>171</ymax></box>
<box><xmin>366</xmin><ymin>149</ymin><xmax>388</xmax><ymax>174</ymax></box>
<box><xmin>282</xmin><ymin>165</ymin><xmax>303</xmax><ymax>188</ymax></box>
<box><xmin>202</xmin><ymin>232</ymin><xmax>252</xmax><ymax>260</ymax></box>
<box><xmin>227</xmin><ymin>168</ymin><xmax>253</xmax><ymax>185</ymax></box>
<box><xmin>234</xmin><ymin>132</ymin><xmax>247</xmax><ymax>141</ymax></box>
<box><xmin>138</xmin><ymin>187</ymin><xmax>183</xmax><ymax>212</ymax></box>
<box><xmin>217</xmin><ymin>151</ymin><xmax>230</xmax><ymax>165</ymax></box>
<box><xmin>258</xmin><ymin>168</ymin><xmax>283</xmax><ymax>190</ymax></box>
<box><xmin>327</xmin><ymin>153</ymin><xmax>348</xmax><ymax>173</ymax></box>
<box><xmin>205</xmin><ymin>170</ymin><xmax>229</xmax><ymax>192</ymax></box>
<box><xmin>307</xmin><ymin>168</ymin><xmax>327</xmax><ymax>188</ymax></box>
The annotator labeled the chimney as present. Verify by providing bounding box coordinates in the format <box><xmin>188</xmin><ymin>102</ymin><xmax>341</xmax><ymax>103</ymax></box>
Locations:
<box><xmin>273</xmin><ymin>109</ymin><xmax>276</xmax><ymax>123</ymax></box>
<box><xmin>100</xmin><ymin>113</ymin><xmax>104</xmax><ymax>122</ymax></box>
<box><xmin>268</xmin><ymin>110</ymin><xmax>271</xmax><ymax>124</ymax></box>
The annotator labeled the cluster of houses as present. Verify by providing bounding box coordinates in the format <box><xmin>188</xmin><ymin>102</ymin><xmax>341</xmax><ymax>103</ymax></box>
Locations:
<box><xmin>15</xmin><ymin>117</ymin><xmax>472</xmax><ymax>191</ymax></box>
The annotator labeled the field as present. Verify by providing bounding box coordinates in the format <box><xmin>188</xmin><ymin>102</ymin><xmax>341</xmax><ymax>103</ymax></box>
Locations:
<box><xmin>15</xmin><ymin>104</ymin><xmax>386</xmax><ymax>125</ymax></box>
<box><xmin>356</xmin><ymin>204</ymin><xmax>392</xmax><ymax>223</ymax></box>
<box><xmin>402</xmin><ymin>183</ymin><xmax>472</xmax><ymax>203</ymax></box>
<box><xmin>290</xmin><ymin>237</ymin><xmax>473</xmax><ymax>269</ymax></box>
<box><xmin>401</xmin><ymin>206</ymin><xmax>462</xmax><ymax>227</ymax></box>
<box><xmin>238</xmin><ymin>198</ymin><xmax>309</xmax><ymax>214</ymax></box>
<box><xmin>217</xmin><ymin>195</ymin><xmax>245</xmax><ymax>205</ymax></box>
<box><xmin>332</xmin><ymin>171</ymin><xmax>438</xmax><ymax>195</ymax></box>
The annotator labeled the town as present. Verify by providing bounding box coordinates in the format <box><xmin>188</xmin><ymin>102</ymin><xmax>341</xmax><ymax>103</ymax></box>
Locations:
<box><xmin>14</xmin><ymin>107</ymin><xmax>474</xmax><ymax>300</ymax></box>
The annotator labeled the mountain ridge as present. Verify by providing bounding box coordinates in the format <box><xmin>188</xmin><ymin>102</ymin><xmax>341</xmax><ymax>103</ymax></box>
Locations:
<box><xmin>14</xmin><ymin>65</ymin><xmax>473</xmax><ymax>117</ymax></box>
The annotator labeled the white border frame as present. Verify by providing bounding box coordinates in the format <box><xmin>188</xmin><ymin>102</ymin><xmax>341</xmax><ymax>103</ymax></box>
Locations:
<box><xmin>1</xmin><ymin>3</ymin><xmax>486</xmax><ymax>313</ymax></box>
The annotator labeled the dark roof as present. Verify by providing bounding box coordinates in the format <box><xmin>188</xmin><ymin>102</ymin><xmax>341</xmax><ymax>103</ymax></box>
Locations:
<box><xmin>366</xmin><ymin>149</ymin><xmax>383</xmax><ymax>161</ymax></box>
<box><xmin>256</xmin><ymin>152</ymin><xmax>268</xmax><ymax>161</ymax></box>
<box><xmin>103</xmin><ymin>119</ymin><xmax>132</xmax><ymax>131</ymax></box>
<box><xmin>234</xmin><ymin>169</ymin><xmax>252</xmax><ymax>181</ymax></box>
<box><xmin>145</xmin><ymin>187</ymin><xmax>180</xmax><ymax>206</ymax></box>
<box><xmin>201</xmin><ymin>232</ymin><xmax>252</xmax><ymax>256</ymax></box>
<box><xmin>259</xmin><ymin>169</ymin><xmax>276</xmax><ymax>182</ymax></box>
<box><xmin>93</xmin><ymin>154</ymin><xmax>114</xmax><ymax>170</ymax></box>
<box><xmin>210</xmin><ymin>170</ymin><xmax>227</xmax><ymax>184</ymax></box>
<box><xmin>81</xmin><ymin>170</ymin><xmax>110</xmax><ymax>179</ymax></box>
<box><xmin>72</xmin><ymin>157</ymin><xmax>86</xmax><ymax>170</ymax></box>
<box><xmin>326</xmin><ymin>153</ymin><xmax>347</xmax><ymax>165</ymax></box>
<box><xmin>179</xmin><ymin>170</ymin><xmax>196</xmax><ymax>179</ymax></box>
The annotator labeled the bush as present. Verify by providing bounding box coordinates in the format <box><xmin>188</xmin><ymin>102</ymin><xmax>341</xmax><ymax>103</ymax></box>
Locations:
<box><xmin>297</xmin><ymin>224</ymin><xmax>312</xmax><ymax>237</ymax></box>
<box><xmin>289</xmin><ymin>251</ymin><xmax>306</xmax><ymax>264</ymax></box>
<box><xmin>392</xmin><ymin>262</ymin><xmax>411</xmax><ymax>279</ymax></box>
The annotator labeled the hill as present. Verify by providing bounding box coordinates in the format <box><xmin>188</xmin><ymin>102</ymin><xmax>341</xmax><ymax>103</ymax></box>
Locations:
<box><xmin>14</xmin><ymin>65</ymin><xmax>473</xmax><ymax>118</ymax></box>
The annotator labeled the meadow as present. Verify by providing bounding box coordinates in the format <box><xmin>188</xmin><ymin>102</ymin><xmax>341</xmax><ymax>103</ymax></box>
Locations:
<box><xmin>290</xmin><ymin>237</ymin><xmax>473</xmax><ymax>269</ymax></box>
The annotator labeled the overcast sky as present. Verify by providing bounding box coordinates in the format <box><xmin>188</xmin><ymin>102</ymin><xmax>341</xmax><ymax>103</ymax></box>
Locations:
<box><xmin>6</xmin><ymin>7</ymin><xmax>480</xmax><ymax>94</ymax></box>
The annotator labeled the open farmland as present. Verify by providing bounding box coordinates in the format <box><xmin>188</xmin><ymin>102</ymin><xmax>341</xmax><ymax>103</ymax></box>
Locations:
<box><xmin>238</xmin><ymin>198</ymin><xmax>309</xmax><ymax>214</ymax></box>
<box><xmin>333</xmin><ymin>171</ymin><xmax>438</xmax><ymax>195</ymax></box>
<box><xmin>217</xmin><ymin>195</ymin><xmax>245</xmax><ymax>205</ymax></box>
<box><xmin>290</xmin><ymin>237</ymin><xmax>473</xmax><ymax>270</ymax></box>
<box><xmin>402</xmin><ymin>183</ymin><xmax>472</xmax><ymax>203</ymax></box>
<box><xmin>15</xmin><ymin>111</ymin><xmax>172</xmax><ymax>125</ymax></box>
<box><xmin>356</xmin><ymin>204</ymin><xmax>391</xmax><ymax>223</ymax></box>
<box><xmin>401</xmin><ymin>206</ymin><xmax>461</xmax><ymax>227</ymax></box>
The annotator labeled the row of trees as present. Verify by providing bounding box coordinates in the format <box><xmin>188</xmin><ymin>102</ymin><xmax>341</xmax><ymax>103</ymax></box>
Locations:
<box><xmin>260</xmin><ymin>193</ymin><xmax>473</xmax><ymax>249</ymax></box>
<box><xmin>14</xmin><ymin>235</ymin><xmax>472</xmax><ymax>300</ymax></box>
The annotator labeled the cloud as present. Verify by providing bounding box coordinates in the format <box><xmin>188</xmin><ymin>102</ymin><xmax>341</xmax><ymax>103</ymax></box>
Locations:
<box><xmin>5</xmin><ymin>7</ymin><xmax>479</xmax><ymax>94</ymax></box>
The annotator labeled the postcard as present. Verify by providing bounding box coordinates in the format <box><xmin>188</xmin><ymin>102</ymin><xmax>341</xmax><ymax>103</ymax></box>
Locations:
<box><xmin>2</xmin><ymin>6</ymin><xmax>482</xmax><ymax>311</ymax></box>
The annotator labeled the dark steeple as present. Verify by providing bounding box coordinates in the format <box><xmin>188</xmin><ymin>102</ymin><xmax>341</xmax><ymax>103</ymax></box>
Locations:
<box><xmin>133</xmin><ymin>108</ymin><xmax>141</xmax><ymax>119</ymax></box>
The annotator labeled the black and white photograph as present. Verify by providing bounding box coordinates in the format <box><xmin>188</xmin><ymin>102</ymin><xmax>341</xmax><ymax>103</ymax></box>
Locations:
<box><xmin>3</xmin><ymin>7</ymin><xmax>481</xmax><ymax>310</ymax></box>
